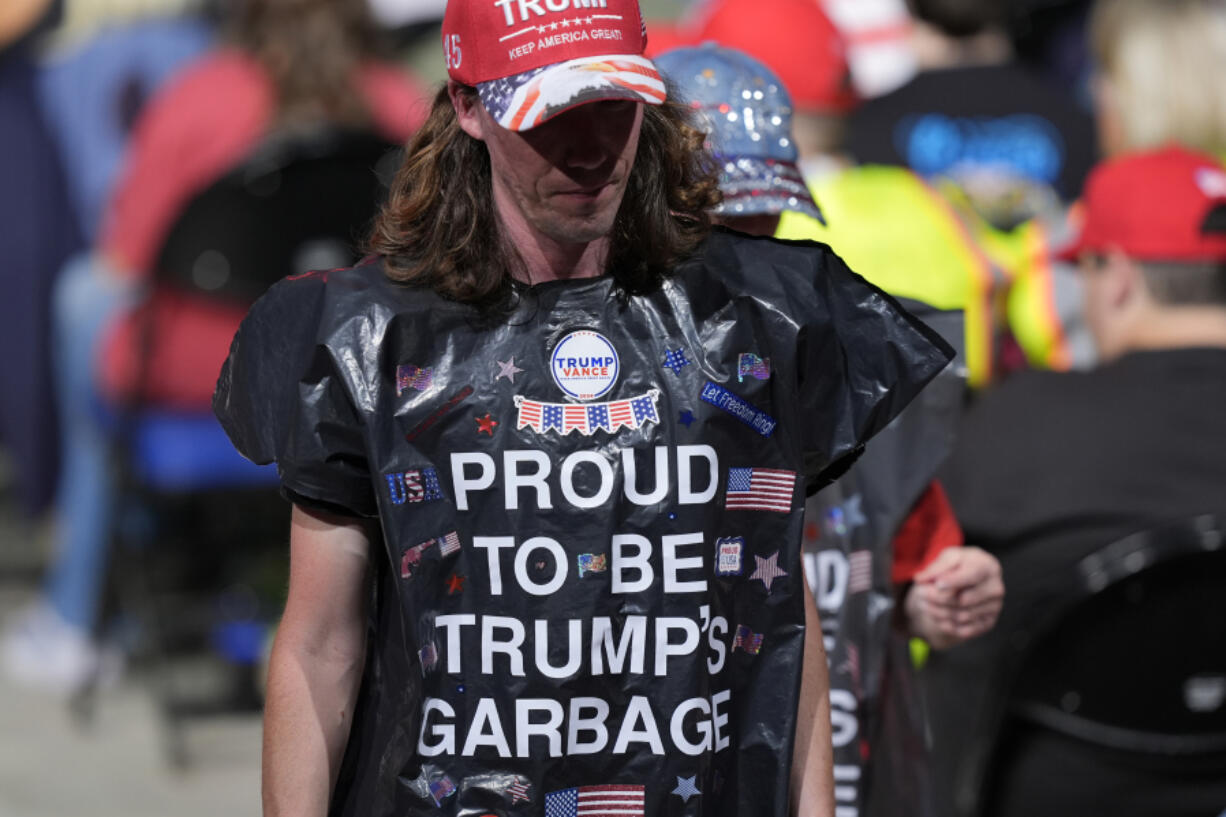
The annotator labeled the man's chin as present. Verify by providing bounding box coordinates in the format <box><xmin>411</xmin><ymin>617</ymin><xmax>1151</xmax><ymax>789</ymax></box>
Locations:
<box><xmin>537</xmin><ymin>210</ymin><xmax>620</xmax><ymax>246</ymax></box>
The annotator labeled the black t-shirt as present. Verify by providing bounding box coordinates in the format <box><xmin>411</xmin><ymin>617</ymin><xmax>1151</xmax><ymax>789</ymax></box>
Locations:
<box><xmin>847</xmin><ymin>64</ymin><xmax>1097</xmax><ymax>224</ymax></box>
<box><xmin>943</xmin><ymin>348</ymin><xmax>1226</xmax><ymax>567</ymax></box>
<box><xmin>934</xmin><ymin>347</ymin><xmax>1226</xmax><ymax>813</ymax></box>
<box><xmin>214</xmin><ymin>229</ymin><xmax>951</xmax><ymax>817</ymax></box>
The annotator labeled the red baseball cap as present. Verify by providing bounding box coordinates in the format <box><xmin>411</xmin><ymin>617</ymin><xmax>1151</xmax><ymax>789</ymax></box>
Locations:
<box><xmin>441</xmin><ymin>0</ymin><xmax>667</xmax><ymax>131</ymax></box>
<box><xmin>694</xmin><ymin>0</ymin><xmax>856</xmax><ymax>113</ymax></box>
<box><xmin>1058</xmin><ymin>146</ymin><xmax>1226</xmax><ymax>262</ymax></box>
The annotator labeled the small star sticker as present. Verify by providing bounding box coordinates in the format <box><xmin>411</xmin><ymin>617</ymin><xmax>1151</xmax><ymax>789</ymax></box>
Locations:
<box><xmin>672</xmin><ymin>775</ymin><xmax>701</xmax><ymax>803</ymax></box>
<box><xmin>476</xmin><ymin>413</ymin><xmax>498</xmax><ymax>435</ymax></box>
<box><xmin>447</xmin><ymin>574</ymin><xmax>465</xmax><ymax>594</ymax></box>
<box><xmin>508</xmin><ymin>779</ymin><xmax>531</xmax><ymax>804</ymax></box>
<box><xmin>561</xmin><ymin>17</ymin><xmax>571</xmax><ymax>27</ymax></box>
<box><xmin>550</xmin><ymin>21</ymin><xmax>558</xmax><ymax>30</ymax></box>
<box><xmin>750</xmin><ymin>551</ymin><xmax>788</xmax><ymax>592</ymax></box>
<box><xmin>584</xmin><ymin>15</ymin><xmax>593</xmax><ymax>23</ymax></box>
<box><xmin>662</xmin><ymin>347</ymin><xmax>691</xmax><ymax>375</ymax></box>
<box><xmin>668</xmin><ymin>512</ymin><xmax>677</xmax><ymax>520</ymax></box>
<box><xmin>495</xmin><ymin>357</ymin><xmax>523</xmax><ymax>383</ymax></box>
<box><xmin>679</xmin><ymin>410</ymin><xmax>695</xmax><ymax>428</ymax></box>
<box><xmin>845</xmin><ymin>494</ymin><xmax>867</xmax><ymax>531</ymax></box>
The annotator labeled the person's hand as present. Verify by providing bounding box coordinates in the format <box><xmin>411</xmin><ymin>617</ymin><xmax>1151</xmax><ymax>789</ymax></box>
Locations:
<box><xmin>904</xmin><ymin>546</ymin><xmax>1004</xmax><ymax>650</ymax></box>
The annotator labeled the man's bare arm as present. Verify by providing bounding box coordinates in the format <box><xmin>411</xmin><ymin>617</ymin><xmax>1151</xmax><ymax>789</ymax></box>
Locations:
<box><xmin>791</xmin><ymin>578</ymin><xmax>835</xmax><ymax>816</ymax></box>
<box><xmin>263</xmin><ymin>504</ymin><xmax>372</xmax><ymax>817</ymax></box>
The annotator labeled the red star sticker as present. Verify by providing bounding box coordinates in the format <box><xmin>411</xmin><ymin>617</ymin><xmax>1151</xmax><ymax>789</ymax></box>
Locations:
<box><xmin>476</xmin><ymin>413</ymin><xmax>498</xmax><ymax>435</ymax></box>
<box><xmin>447</xmin><ymin>574</ymin><xmax>465</xmax><ymax>594</ymax></box>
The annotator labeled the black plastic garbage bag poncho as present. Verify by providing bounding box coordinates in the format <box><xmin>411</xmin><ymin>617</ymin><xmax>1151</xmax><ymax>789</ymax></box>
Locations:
<box><xmin>214</xmin><ymin>228</ymin><xmax>953</xmax><ymax>817</ymax></box>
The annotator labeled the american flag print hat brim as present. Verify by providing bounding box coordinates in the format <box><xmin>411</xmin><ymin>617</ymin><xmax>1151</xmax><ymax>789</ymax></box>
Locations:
<box><xmin>479</xmin><ymin>54</ymin><xmax>666</xmax><ymax>131</ymax></box>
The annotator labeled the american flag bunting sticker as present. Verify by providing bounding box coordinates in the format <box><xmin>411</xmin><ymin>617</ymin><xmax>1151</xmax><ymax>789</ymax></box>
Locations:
<box><xmin>515</xmin><ymin>390</ymin><xmax>660</xmax><ymax>436</ymax></box>
<box><xmin>724</xmin><ymin>467</ymin><xmax>796</xmax><ymax>512</ymax></box>
<box><xmin>544</xmin><ymin>784</ymin><xmax>645</xmax><ymax>817</ymax></box>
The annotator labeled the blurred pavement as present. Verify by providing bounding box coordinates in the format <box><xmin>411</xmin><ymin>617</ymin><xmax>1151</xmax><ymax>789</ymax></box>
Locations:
<box><xmin>0</xmin><ymin>488</ymin><xmax>261</xmax><ymax>817</ymax></box>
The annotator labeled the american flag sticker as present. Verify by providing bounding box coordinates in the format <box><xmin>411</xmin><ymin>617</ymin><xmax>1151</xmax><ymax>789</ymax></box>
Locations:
<box><xmin>848</xmin><ymin>550</ymin><xmax>873</xmax><ymax>594</ymax></box>
<box><xmin>418</xmin><ymin>642</ymin><xmax>438</xmax><ymax>673</ymax></box>
<box><xmin>515</xmin><ymin>390</ymin><xmax>660</xmax><ymax>437</ymax></box>
<box><xmin>737</xmin><ymin>353</ymin><xmax>771</xmax><ymax>382</ymax></box>
<box><xmin>428</xmin><ymin>775</ymin><xmax>456</xmax><ymax>806</ymax></box>
<box><xmin>544</xmin><ymin>784</ymin><xmax>645</xmax><ymax>817</ymax></box>
<box><xmin>396</xmin><ymin>364</ymin><xmax>433</xmax><ymax>395</ymax></box>
<box><xmin>732</xmin><ymin>624</ymin><xmax>765</xmax><ymax>655</ymax></box>
<box><xmin>438</xmin><ymin>531</ymin><xmax>461</xmax><ymax>558</ymax></box>
<box><xmin>724</xmin><ymin>467</ymin><xmax>797</xmax><ymax>513</ymax></box>
<box><xmin>578</xmin><ymin>553</ymin><xmax>608</xmax><ymax>577</ymax></box>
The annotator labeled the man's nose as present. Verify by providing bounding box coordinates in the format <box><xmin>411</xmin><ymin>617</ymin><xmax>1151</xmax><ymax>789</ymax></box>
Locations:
<box><xmin>559</xmin><ymin>106</ymin><xmax>615</xmax><ymax>170</ymax></box>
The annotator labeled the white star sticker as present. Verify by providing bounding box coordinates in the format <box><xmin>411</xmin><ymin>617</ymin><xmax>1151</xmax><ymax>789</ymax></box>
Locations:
<box><xmin>496</xmin><ymin>357</ymin><xmax>524</xmax><ymax>384</ymax></box>
<box><xmin>750</xmin><ymin>551</ymin><xmax>788</xmax><ymax>592</ymax></box>
<box><xmin>561</xmin><ymin>18</ymin><xmax>571</xmax><ymax>27</ymax></box>
<box><xmin>672</xmin><ymin>775</ymin><xmax>701</xmax><ymax>803</ymax></box>
<box><xmin>550</xmin><ymin>21</ymin><xmax>558</xmax><ymax>30</ymax></box>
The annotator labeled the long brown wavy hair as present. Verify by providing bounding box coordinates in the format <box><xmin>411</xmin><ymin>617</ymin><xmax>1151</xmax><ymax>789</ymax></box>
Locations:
<box><xmin>368</xmin><ymin>85</ymin><xmax>722</xmax><ymax>309</ymax></box>
<box><xmin>225</xmin><ymin>0</ymin><xmax>383</xmax><ymax>129</ymax></box>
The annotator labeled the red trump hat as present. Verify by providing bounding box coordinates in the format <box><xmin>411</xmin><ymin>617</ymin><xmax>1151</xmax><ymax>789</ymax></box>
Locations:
<box><xmin>442</xmin><ymin>0</ymin><xmax>667</xmax><ymax>131</ymax></box>
<box><xmin>1059</xmin><ymin>146</ymin><xmax>1226</xmax><ymax>262</ymax></box>
<box><xmin>694</xmin><ymin>0</ymin><xmax>856</xmax><ymax>113</ymax></box>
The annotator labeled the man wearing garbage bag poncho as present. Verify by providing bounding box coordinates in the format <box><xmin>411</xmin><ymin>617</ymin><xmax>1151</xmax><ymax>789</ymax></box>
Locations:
<box><xmin>212</xmin><ymin>0</ymin><xmax>953</xmax><ymax>814</ymax></box>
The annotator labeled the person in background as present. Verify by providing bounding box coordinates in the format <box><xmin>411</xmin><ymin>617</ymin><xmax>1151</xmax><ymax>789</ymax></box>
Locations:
<box><xmin>838</xmin><ymin>0</ymin><xmax>1102</xmax><ymax>377</ymax></box>
<box><xmin>36</xmin><ymin>11</ymin><xmax>214</xmax><ymax>244</ymax></box>
<box><xmin>932</xmin><ymin>145</ymin><xmax>1226</xmax><ymax>817</ymax></box>
<box><xmin>848</xmin><ymin>0</ymin><xmax>1097</xmax><ymax>228</ymax></box>
<box><xmin>1088</xmin><ymin>0</ymin><xmax>1226</xmax><ymax>161</ymax></box>
<box><xmin>672</xmin><ymin>0</ymin><xmax>1090</xmax><ymax>385</ymax></box>
<box><xmin>1</xmin><ymin>0</ymin><xmax>429</xmax><ymax>693</ymax></box>
<box><xmin>656</xmin><ymin>42</ymin><xmax>1004</xmax><ymax>817</ymax></box>
<box><xmin>0</xmin><ymin>0</ymin><xmax>82</xmax><ymax>524</ymax></box>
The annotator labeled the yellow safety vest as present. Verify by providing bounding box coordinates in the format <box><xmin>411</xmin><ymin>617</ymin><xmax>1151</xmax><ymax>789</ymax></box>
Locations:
<box><xmin>778</xmin><ymin>165</ymin><xmax>1074</xmax><ymax>386</ymax></box>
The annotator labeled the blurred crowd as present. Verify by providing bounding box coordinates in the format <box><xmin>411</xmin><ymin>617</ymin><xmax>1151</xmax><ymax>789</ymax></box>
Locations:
<box><xmin>0</xmin><ymin>0</ymin><xmax>1224</xmax><ymax>815</ymax></box>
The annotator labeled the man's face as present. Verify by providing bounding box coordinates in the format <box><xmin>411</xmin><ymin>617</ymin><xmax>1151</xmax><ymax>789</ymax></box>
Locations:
<box><xmin>452</xmin><ymin>85</ymin><xmax>645</xmax><ymax>248</ymax></box>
